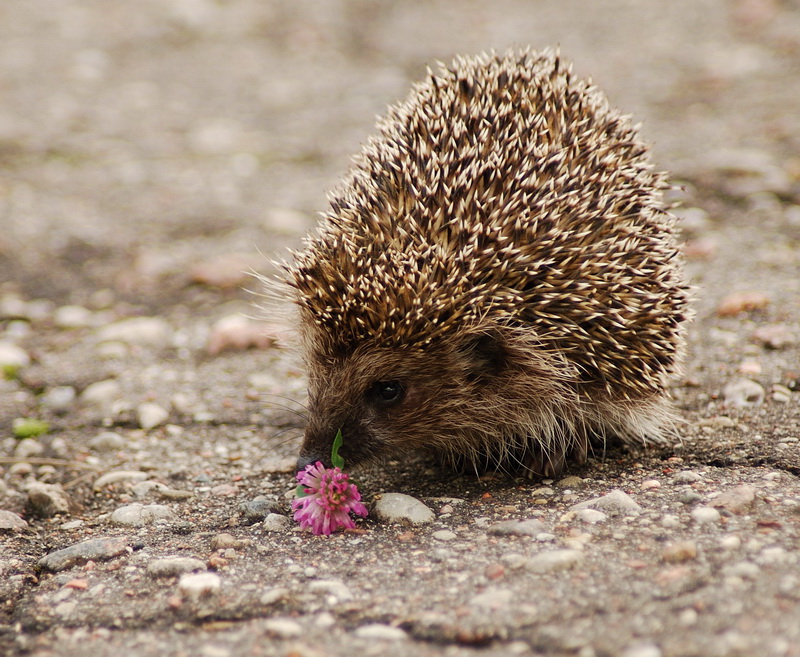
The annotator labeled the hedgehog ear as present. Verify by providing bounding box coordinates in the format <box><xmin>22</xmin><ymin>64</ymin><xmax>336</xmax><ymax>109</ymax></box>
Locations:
<box><xmin>457</xmin><ymin>332</ymin><xmax>507</xmax><ymax>383</ymax></box>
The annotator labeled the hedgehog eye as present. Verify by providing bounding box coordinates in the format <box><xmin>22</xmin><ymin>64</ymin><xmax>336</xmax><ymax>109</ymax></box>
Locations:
<box><xmin>368</xmin><ymin>381</ymin><xmax>404</xmax><ymax>406</ymax></box>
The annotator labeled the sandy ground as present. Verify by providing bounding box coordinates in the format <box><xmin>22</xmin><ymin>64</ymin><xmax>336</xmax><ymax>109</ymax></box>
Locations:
<box><xmin>1</xmin><ymin>2</ymin><xmax>800</xmax><ymax>656</ymax></box>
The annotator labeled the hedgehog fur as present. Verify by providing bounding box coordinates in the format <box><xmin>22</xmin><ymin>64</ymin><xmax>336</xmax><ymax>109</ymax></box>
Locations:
<box><xmin>283</xmin><ymin>48</ymin><xmax>690</xmax><ymax>477</ymax></box>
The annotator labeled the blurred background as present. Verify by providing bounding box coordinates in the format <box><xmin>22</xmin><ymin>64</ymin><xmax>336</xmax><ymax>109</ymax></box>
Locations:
<box><xmin>1</xmin><ymin>0</ymin><xmax>799</xmax><ymax>313</ymax></box>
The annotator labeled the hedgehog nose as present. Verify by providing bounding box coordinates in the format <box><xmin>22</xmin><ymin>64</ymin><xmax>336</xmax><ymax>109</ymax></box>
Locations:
<box><xmin>295</xmin><ymin>453</ymin><xmax>325</xmax><ymax>474</ymax></box>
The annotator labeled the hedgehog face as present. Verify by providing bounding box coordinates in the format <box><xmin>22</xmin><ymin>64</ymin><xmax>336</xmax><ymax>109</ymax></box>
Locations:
<box><xmin>295</xmin><ymin>331</ymin><xmax>513</xmax><ymax>473</ymax></box>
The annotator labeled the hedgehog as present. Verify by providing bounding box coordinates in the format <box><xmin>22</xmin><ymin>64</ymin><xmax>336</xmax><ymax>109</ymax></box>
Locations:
<box><xmin>281</xmin><ymin>49</ymin><xmax>690</xmax><ymax>478</ymax></box>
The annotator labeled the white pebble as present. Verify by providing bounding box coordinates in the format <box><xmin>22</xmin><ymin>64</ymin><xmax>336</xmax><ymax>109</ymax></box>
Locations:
<box><xmin>263</xmin><ymin>513</ymin><xmax>291</xmax><ymax>532</ymax></box>
<box><xmin>373</xmin><ymin>493</ymin><xmax>435</xmax><ymax>524</ymax></box>
<box><xmin>576</xmin><ymin>508</ymin><xmax>607</xmax><ymax>524</ymax></box>
<box><xmin>80</xmin><ymin>379</ymin><xmax>122</xmax><ymax>406</ymax></box>
<box><xmin>621</xmin><ymin>642</ymin><xmax>662</xmax><ymax>657</ymax></box>
<box><xmin>54</xmin><ymin>305</ymin><xmax>94</xmax><ymax>329</ymax></box>
<box><xmin>691</xmin><ymin>506</ymin><xmax>721</xmax><ymax>524</ymax></box>
<box><xmin>525</xmin><ymin>549</ymin><xmax>584</xmax><ymax>573</ymax></box>
<box><xmin>40</xmin><ymin>386</ymin><xmax>76</xmax><ymax>411</ymax></box>
<box><xmin>722</xmin><ymin>379</ymin><xmax>765</xmax><ymax>407</ymax></box>
<box><xmin>89</xmin><ymin>431</ymin><xmax>126</xmax><ymax>452</ymax></box>
<box><xmin>178</xmin><ymin>572</ymin><xmax>220</xmax><ymax>599</ymax></box>
<box><xmin>354</xmin><ymin>624</ymin><xmax>408</xmax><ymax>640</ymax></box>
<box><xmin>110</xmin><ymin>503</ymin><xmax>174</xmax><ymax>526</ymax></box>
<box><xmin>96</xmin><ymin>317</ymin><xmax>172</xmax><ymax>348</ymax></box>
<box><xmin>432</xmin><ymin>530</ymin><xmax>457</xmax><ymax>541</ymax></box>
<box><xmin>137</xmin><ymin>403</ymin><xmax>169</xmax><ymax>430</ymax></box>
<box><xmin>262</xmin><ymin>618</ymin><xmax>302</xmax><ymax>638</ymax></box>
<box><xmin>0</xmin><ymin>340</ymin><xmax>30</xmax><ymax>368</ymax></box>
<box><xmin>570</xmin><ymin>489</ymin><xmax>642</xmax><ymax>516</ymax></box>
<box><xmin>93</xmin><ymin>470</ymin><xmax>149</xmax><ymax>490</ymax></box>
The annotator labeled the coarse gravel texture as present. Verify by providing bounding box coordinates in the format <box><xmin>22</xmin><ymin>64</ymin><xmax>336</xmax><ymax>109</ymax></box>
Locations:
<box><xmin>2</xmin><ymin>1</ymin><xmax>800</xmax><ymax>657</ymax></box>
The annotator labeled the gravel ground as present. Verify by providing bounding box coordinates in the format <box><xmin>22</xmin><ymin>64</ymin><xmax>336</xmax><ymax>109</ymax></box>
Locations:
<box><xmin>2</xmin><ymin>1</ymin><xmax>800</xmax><ymax>656</ymax></box>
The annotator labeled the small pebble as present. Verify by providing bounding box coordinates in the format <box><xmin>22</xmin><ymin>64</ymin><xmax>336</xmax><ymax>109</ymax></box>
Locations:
<box><xmin>717</xmin><ymin>291</ymin><xmax>770</xmax><ymax>316</ymax></box>
<box><xmin>720</xmin><ymin>535</ymin><xmax>742</xmax><ymax>550</ymax></box>
<box><xmin>468</xmin><ymin>588</ymin><xmax>513</xmax><ymax>610</ymax></box>
<box><xmin>210</xmin><ymin>533</ymin><xmax>241</xmax><ymax>550</ymax></box>
<box><xmin>178</xmin><ymin>572</ymin><xmax>221</xmax><ymax>599</ymax></box>
<box><xmin>239</xmin><ymin>497</ymin><xmax>279</xmax><ymax>523</ymax></box>
<box><xmin>487</xmin><ymin>518</ymin><xmax>546</xmax><ymax>536</ymax></box>
<box><xmin>0</xmin><ymin>510</ymin><xmax>28</xmax><ymax>531</ymax></box>
<box><xmin>525</xmin><ymin>549</ymin><xmax>584</xmax><ymax>573</ymax></box>
<box><xmin>262</xmin><ymin>618</ymin><xmax>302</xmax><ymax>638</ymax></box>
<box><xmin>93</xmin><ymin>471</ymin><xmax>149</xmax><ymax>490</ymax></box>
<box><xmin>54</xmin><ymin>305</ymin><xmax>94</xmax><ymax>329</ymax></box>
<box><xmin>772</xmin><ymin>384</ymin><xmax>792</xmax><ymax>404</ymax></box>
<box><xmin>0</xmin><ymin>341</ymin><xmax>30</xmax><ymax>368</ymax></box>
<box><xmin>712</xmin><ymin>485</ymin><xmax>756</xmax><ymax>514</ymax></box>
<box><xmin>89</xmin><ymin>431</ymin><xmax>126</xmax><ymax>452</ymax></box>
<box><xmin>137</xmin><ymin>403</ymin><xmax>169</xmax><ymax>431</ymax></box>
<box><xmin>621</xmin><ymin>642</ymin><xmax>662</xmax><ymax>657</ymax></box>
<box><xmin>263</xmin><ymin>513</ymin><xmax>291</xmax><ymax>532</ymax></box>
<box><xmin>662</xmin><ymin>540</ymin><xmax>698</xmax><ymax>563</ymax></box>
<box><xmin>570</xmin><ymin>489</ymin><xmax>641</xmax><ymax>516</ymax></box>
<box><xmin>110</xmin><ymin>503</ymin><xmax>174</xmax><ymax>526</ymax></box>
<box><xmin>27</xmin><ymin>482</ymin><xmax>71</xmax><ymax>517</ymax></box>
<box><xmin>691</xmin><ymin>506</ymin><xmax>721</xmax><ymax>524</ymax></box>
<box><xmin>40</xmin><ymin>386</ymin><xmax>77</xmax><ymax>411</ymax></box>
<box><xmin>353</xmin><ymin>624</ymin><xmax>408</xmax><ymax>641</ymax></box>
<box><xmin>14</xmin><ymin>438</ymin><xmax>45</xmax><ymax>459</ymax></box>
<box><xmin>373</xmin><ymin>493</ymin><xmax>435</xmax><ymax>524</ymax></box>
<box><xmin>38</xmin><ymin>537</ymin><xmax>129</xmax><ymax>572</ymax></box>
<box><xmin>576</xmin><ymin>508</ymin><xmax>607</xmax><ymax>523</ymax></box>
<box><xmin>80</xmin><ymin>379</ymin><xmax>122</xmax><ymax>407</ymax></box>
<box><xmin>640</xmin><ymin>480</ymin><xmax>661</xmax><ymax>490</ymax></box>
<box><xmin>432</xmin><ymin>530</ymin><xmax>457</xmax><ymax>541</ymax></box>
<box><xmin>207</xmin><ymin>314</ymin><xmax>277</xmax><ymax>354</ymax></box>
<box><xmin>723</xmin><ymin>379</ymin><xmax>765</xmax><ymax>407</ymax></box>
<box><xmin>147</xmin><ymin>557</ymin><xmax>207</xmax><ymax>577</ymax></box>
<box><xmin>673</xmin><ymin>470</ymin><xmax>702</xmax><ymax>484</ymax></box>
<box><xmin>96</xmin><ymin>317</ymin><xmax>172</xmax><ymax>348</ymax></box>
<box><xmin>260</xmin><ymin>587</ymin><xmax>290</xmax><ymax>606</ymax></box>
<box><xmin>752</xmin><ymin>323</ymin><xmax>795</xmax><ymax>350</ymax></box>
<box><xmin>308</xmin><ymin>580</ymin><xmax>353</xmax><ymax>602</ymax></box>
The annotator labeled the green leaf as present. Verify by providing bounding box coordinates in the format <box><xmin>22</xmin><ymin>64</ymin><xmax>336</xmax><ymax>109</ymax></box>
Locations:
<box><xmin>12</xmin><ymin>418</ymin><xmax>49</xmax><ymax>439</ymax></box>
<box><xmin>295</xmin><ymin>484</ymin><xmax>309</xmax><ymax>498</ymax></box>
<box><xmin>331</xmin><ymin>429</ymin><xmax>345</xmax><ymax>469</ymax></box>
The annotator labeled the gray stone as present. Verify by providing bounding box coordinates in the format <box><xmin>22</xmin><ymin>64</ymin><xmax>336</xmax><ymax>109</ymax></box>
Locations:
<box><xmin>110</xmin><ymin>503</ymin><xmax>174</xmax><ymax>526</ymax></box>
<box><xmin>525</xmin><ymin>549</ymin><xmax>584</xmax><ymax>573</ymax></box>
<box><xmin>0</xmin><ymin>509</ymin><xmax>28</xmax><ymax>531</ymax></box>
<box><xmin>570</xmin><ymin>489</ymin><xmax>642</xmax><ymax>516</ymax></box>
<box><xmin>147</xmin><ymin>557</ymin><xmax>207</xmax><ymax>577</ymax></box>
<box><xmin>723</xmin><ymin>379</ymin><xmax>765</xmax><ymax>407</ymax></box>
<box><xmin>487</xmin><ymin>518</ymin><xmax>546</xmax><ymax>536</ymax></box>
<box><xmin>239</xmin><ymin>497</ymin><xmax>279</xmax><ymax>523</ymax></box>
<box><xmin>432</xmin><ymin>530</ymin><xmax>457</xmax><ymax>541</ymax></box>
<box><xmin>89</xmin><ymin>431</ymin><xmax>126</xmax><ymax>452</ymax></box>
<box><xmin>373</xmin><ymin>493</ymin><xmax>435</xmax><ymax>524</ymax></box>
<box><xmin>40</xmin><ymin>386</ymin><xmax>77</xmax><ymax>411</ymax></box>
<box><xmin>469</xmin><ymin>588</ymin><xmax>513</xmax><ymax>610</ymax></box>
<box><xmin>38</xmin><ymin>537</ymin><xmax>129</xmax><ymax>572</ymax></box>
<box><xmin>96</xmin><ymin>317</ymin><xmax>172</xmax><ymax>348</ymax></box>
<box><xmin>263</xmin><ymin>513</ymin><xmax>291</xmax><ymax>532</ymax></box>
<box><xmin>576</xmin><ymin>508</ymin><xmax>607</xmax><ymax>523</ymax></box>
<box><xmin>93</xmin><ymin>470</ymin><xmax>150</xmax><ymax>490</ymax></box>
<box><xmin>27</xmin><ymin>482</ymin><xmax>71</xmax><ymax>517</ymax></box>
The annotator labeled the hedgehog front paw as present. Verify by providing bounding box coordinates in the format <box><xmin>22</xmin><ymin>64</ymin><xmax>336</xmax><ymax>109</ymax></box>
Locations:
<box><xmin>523</xmin><ymin>437</ymin><xmax>588</xmax><ymax>478</ymax></box>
